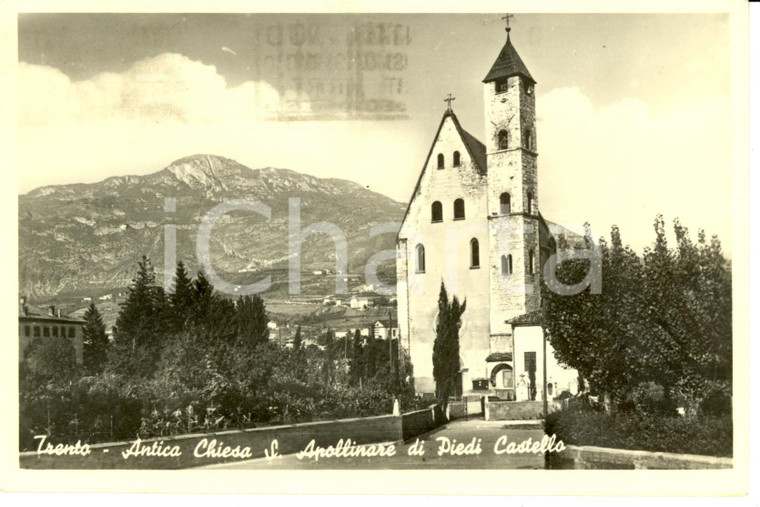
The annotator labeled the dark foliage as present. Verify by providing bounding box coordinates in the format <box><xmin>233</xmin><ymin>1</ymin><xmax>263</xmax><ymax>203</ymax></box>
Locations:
<box><xmin>19</xmin><ymin>256</ymin><xmax>424</xmax><ymax>449</ymax></box>
<box><xmin>544</xmin><ymin>402</ymin><xmax>732</xmax><ymax>457</ymax></box>
<box><xmin>433</xmin><ymin>282</ymin><xmax>466</xmax><ymax>410</ymax></box>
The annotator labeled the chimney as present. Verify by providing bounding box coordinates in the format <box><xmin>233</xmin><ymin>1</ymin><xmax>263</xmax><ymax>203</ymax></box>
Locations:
<box><xmin>57</xmin><ymin>309</ymin><xmax>62</xmax><ymax>318</ymax></box>
<box><xmin>48</xmin><ymin>305</ymin><xmax>55</xmax><ymax>317</ymax></box>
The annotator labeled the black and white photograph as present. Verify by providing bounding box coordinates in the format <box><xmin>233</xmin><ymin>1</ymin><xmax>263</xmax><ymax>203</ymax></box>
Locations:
<box><xmin>1</xmin><ymin>0</ymin><xmax>752</xmax><ymax>497</ymax></box>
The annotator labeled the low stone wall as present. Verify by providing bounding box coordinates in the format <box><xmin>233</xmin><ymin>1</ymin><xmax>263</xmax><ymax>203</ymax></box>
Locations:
<box><xmin>449</xmin><ymin>401</ymin><xmax>467</xmax><ymax>419</ymax></box>
<box><xmin>484</xmin><ymin>399</ymin><xmax>560</xmax><ymax>420</ymax></box>
<box><xmin>400</xmin><ymin>405</ymin><xmax>446</xmax><ymax>441</ymax></box>
<box><xmin>22</xmin><ymin>407</ymin><xmax>449</xmax><ymax>470</ymax></box>
<box><xmin>548</xmin><ymin>445</ymin><xmax>733</xmax><ymax>470</ymax></box>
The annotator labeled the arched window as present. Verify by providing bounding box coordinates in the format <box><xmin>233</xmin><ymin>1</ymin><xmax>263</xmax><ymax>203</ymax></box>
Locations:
<box><xmin>528</xmin><ymin>249</ymin><xmax>535</xmax><ymax>275</ymax></box>
<box><xmin>437</xmin><ymin>153</ymin><xmax>444</xmax><ymax>169</ymax></box>
<box><xmin>453</xmin><ymin>151</ymin><xmax>461</xmax><ymax>167</ymax></box>
<box><xmin>527</xmin><ymin>191</ymin><xmax>534</xmax><ymax>214</ymax></box>
<box><xmin>431</xmin><ymin>201</ymin><xmax>443</xmax><ymax>222</ymax></box>
<box><xmin>470</xmin><ymin>239</ymin><xmax>480</xmax><ymax>268</ymax></box>
<box><xmin>416</xmin><ymin>244</ymin><xmax>426</xmax><ymax>273</ymax></box>
<box><xmin>490</xmin><ymin>363</ymin><xmax>513</xmax><ymax>388</ymax></box>
<box><xmin>498</xmin><ymin>130</ymin><xmax>508</xmax><ymax>150</ymax></box>
<box><xmin>547</xmin><ymin>383</ymin><xmax>554</xmax><ymax>396</ymax></box>
<box><xmin>524</xmin><ymin>129</ymin><xmax>533</xmax><ymax>150</ymax></box>
<box><xmin>453</xmin><ymin>198</ymin><xmax>465</xmax><ymax>220</ymax></box>
<box><xmin>500</xmin><ymin>192</ymin><xmax>511</xmax><ymax>215</ymax></box>
<box><xmin>501</xmin><ymin>254</ymin><xmax>513</xmax><ymax>275</ymax></box>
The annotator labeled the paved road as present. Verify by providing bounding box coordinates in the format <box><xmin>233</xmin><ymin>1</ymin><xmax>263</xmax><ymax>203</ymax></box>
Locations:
<box><xmin>201</xmin><ymin>418</ymin><xmax>547</xmax><ymax>469</ymax></box>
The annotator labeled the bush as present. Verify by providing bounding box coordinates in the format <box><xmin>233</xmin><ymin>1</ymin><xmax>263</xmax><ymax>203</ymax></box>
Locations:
<box><xmin>700</xmin><ymin>389</ymin><xmax>732</xmax><ymax>417</ymax></box>
<box><xmin>544</xmin><ymin>403</ymin><xmax>732</xmax><ymax>457</ymax></box>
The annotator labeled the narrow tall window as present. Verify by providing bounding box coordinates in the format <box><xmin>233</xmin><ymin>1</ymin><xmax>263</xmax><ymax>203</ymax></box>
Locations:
<box><xmin>501</xmin><ymin>254</ymin><xmax>513</xmax><ymax>275</ymax></box>
<box><xmin>52</xmin><ymin>326</ymin><xmax>58</xmax><ymax>337</ymax></box>
<box><xmin>528</xmin><ymin>249</ymin><xmax>535</xmax><ymax>275</ymax></box>
<box><xmin>524</xmin><ymin>129</ymin><xmax>532</xmax><ymax>150</ymax></box>
<box><xmin>69</xmin><ymin>327</ymin><xmax>75</xmax><ymax>338</ymax></box>
<box><xmin>470</xmin><ymin>239</ymin><xmax>480</xmax><ymax>268</ymax></box>
<box><xmin>24</xmin><ymin>325</ymin><xmax>30</xmax><ymax>337</ymax></box>
<box><xmin>527</xmin><ymin>191</ymin><xmax>534</xmax><ymax>214</ymax></box>
<box><xmin>431</xmin><ymin>201</ymin><xmax>443</xmax><ymax>222</ymax></box>
<box><xmin>33</xmin><ymin>326</ymin><xmax>40</xmax><ymax>337</ymax></box>
<box><xmin>453</xmin><ymin>199</ymin><xmax>465</xmax><ymax>220</ymax></box>
<box><xmin>43</xmin><ymin>327</ymin><xmax>50</xmax><ymax>337</ymax></box>
<box><xmin>416</xmin><ymin>244</ymin><xmax>426</xmax><ymax>273</ymax></box>
<box><xmin>453</xmin><ymin>151</ymin><xmax>461</xmax><ymax>167</ymax></box>
<box><xmin>498</xmin><ymin>130</ymin><xmax>508</xmax><ymax>150</ymax></box>
<box><xmin>500</xmin><ymin>192</ymin><xmax>511</xmax><ymax>214</ymax></box>
<box><xmin>437</xmin><ymin>153</ymin><xmax>444</xmax><ymax>169</ymax></box>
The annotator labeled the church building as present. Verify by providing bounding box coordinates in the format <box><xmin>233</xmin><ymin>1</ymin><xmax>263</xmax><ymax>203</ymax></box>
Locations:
<box><xmin>395</xmin><ymin>21</ymin><xmax>577</xmax><ymax>402</ymax></box>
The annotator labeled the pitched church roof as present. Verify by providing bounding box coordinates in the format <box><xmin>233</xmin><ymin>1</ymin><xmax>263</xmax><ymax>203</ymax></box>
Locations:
<box><xmin>482</xmin><ymin>34</ymin><xmax>535</xmax><ymax>84</ymax></box>
<box><xmin>456</xmin><ymin>120</ymin><xmax>487</xmax><ymax>176</ymax></box>
<box><xmin>398</xmin><ymin>109</ymin><xmax>487</xmax><ymax>229</ymax></box>
<box><xmin>426</xmin><ymin>109</ymin><xmax>486</xmax><ymax>175</ymax></box>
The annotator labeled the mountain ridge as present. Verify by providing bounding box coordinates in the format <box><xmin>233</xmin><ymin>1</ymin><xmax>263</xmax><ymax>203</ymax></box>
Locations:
<box><xmin>19</xmin><ymin>154</ymin><xmax>406</xmax><ymax>299</ymax></box>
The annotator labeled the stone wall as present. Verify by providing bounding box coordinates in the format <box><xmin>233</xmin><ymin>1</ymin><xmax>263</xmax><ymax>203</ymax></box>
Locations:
<box><xmin>484</xmin><ymin>399</ymin><xmax>560</xmax><ymax>420</ymax></box>
<box><xmin>548</xmin><ymin>445</ymin><xmax>733</xmax><ymax>470</ymax></box>
<box><xmin>400</xmin><ymin>405</ymin><xmax>446</xmax><ymax>441</ymax></box>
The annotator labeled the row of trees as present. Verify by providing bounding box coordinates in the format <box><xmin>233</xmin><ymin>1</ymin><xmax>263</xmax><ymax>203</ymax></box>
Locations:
<box><xmin>19</xmin><ymin>257</ymin><xmax>420</xmax><ymax>451</ymax></box>
<box><xmin>545</xmin><ymin>216</ymin><xmax>732</xmax><ymax>416</ymax></box>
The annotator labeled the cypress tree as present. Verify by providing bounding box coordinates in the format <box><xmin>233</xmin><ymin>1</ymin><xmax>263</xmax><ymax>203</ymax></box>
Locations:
<box><xmin>433</xmin><ymin>281</ymin><xmax>466</xmax><ymax>411</ymax></box>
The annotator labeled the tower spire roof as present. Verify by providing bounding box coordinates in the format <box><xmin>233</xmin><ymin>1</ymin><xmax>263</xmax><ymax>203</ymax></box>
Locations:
<box><xmin>482</xmin><ymin>26</ymin><xmax>535</xmax><ymax>84</ymax></box>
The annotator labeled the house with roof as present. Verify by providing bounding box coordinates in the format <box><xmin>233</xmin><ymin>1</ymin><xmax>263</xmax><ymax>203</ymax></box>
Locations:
<box><xmin>372</xmin><ymin>320</ymin><xmax>399</xmax><ymax>341</ymax></box>
<box><xmin>18</xmin><ymin>299</ymin><xmax>85</xmax><ymax>364</ymax></box>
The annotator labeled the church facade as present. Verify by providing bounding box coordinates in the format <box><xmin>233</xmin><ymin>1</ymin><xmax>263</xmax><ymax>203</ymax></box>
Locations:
<box><xmin>395</xmin><ymin>26</ymin><xmax>577</xmax><ymax>402</ymax></box>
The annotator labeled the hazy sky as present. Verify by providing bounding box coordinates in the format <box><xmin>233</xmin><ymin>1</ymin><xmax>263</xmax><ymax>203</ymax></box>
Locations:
<box><xmin>17</xmin><ymin>13</ymin><xmax>732</xmax><ymax>253</ymax></box>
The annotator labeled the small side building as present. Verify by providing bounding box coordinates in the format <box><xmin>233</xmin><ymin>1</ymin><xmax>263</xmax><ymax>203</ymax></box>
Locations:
<box><xmin>18</xmin><ymin>301</ymin><xmax>85</xmax><ymax>364</ymax></box>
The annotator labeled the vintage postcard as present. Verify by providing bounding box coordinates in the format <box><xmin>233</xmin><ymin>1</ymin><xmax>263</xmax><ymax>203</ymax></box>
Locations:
<box><xmin>0</xmin><ymin>0</ymin><xmax>751</xmax><ymax>497</ymax></box>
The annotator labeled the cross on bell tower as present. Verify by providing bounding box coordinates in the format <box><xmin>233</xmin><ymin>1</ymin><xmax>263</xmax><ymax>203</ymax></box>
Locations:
<box><xmin>444</xmin><ymin>93</ymin><xmax>456</xmax><ymax>112</ymax></box>
<box><xmin>502</xmin><ymin>13</ymin><xmax>514</xmax><ymax>39</ymax></box>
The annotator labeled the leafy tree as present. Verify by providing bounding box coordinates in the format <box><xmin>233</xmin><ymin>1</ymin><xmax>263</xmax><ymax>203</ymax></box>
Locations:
<box><xmin>82</xmin><ymin>303</ymin><xmax>108</xmax><ymax>375</ymax></box>
<box><xmin>235</xmin><ymin>295</ymin><xmax>269</xmax><ymax>351</ymax></box>
<box><xmin>188</xmin><ymin>271</ymin><xmax>237</xmax><ymax>345</ymax></box>
<box><xmin>545</xmin><ymin>216</ymin><xmax>732</xmax><ymax>414</ymax></box>
<box><xmin>24</xmin><ymin>335</ymin><xmax>79</xmax><ymax>385</ymax></box>
<box><xmin>432</xmin><ymin>282</ymin><xmax>466</xmax><ymax>411</ymax></box>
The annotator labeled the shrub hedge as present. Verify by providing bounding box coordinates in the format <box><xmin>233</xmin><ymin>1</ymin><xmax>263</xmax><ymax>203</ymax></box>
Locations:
<box><xmin>544</xmin><ymin>404</ymin><xmax>732</xmax><ymax>458</ymax></box>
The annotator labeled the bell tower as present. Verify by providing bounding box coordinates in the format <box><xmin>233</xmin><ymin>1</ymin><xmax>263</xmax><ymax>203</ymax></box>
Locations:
<box><xmin>484</xmin><ymin>18</ymin><xmax>541</xmax><ymax>343</ymax></box>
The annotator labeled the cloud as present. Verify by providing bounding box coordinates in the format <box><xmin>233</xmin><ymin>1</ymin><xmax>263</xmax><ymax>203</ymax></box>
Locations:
<box><xmin>20</xmin><ymin>53</ymin><xmax>284</xmax><ymax>126</ymax></box>
<box><xmin>17</xmin><ymin>55</ymin><xmax>732</xmax><ymax>255</ymax></box>
<box><xmin>17</xmin><ymin>54</ymin><xmax>416</xmax><ymax>203</ymax></box>
<box><xmin>537</xmin><ymin>87</ymin><xmax>731</xmax><ymax>253</ymax></box>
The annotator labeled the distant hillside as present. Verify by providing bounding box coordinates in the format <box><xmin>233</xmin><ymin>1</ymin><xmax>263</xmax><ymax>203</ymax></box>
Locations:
<box><xmin>19</xmin><ymin>155</ymin><xmax>406</xmax><ymax>300</ymax></box>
